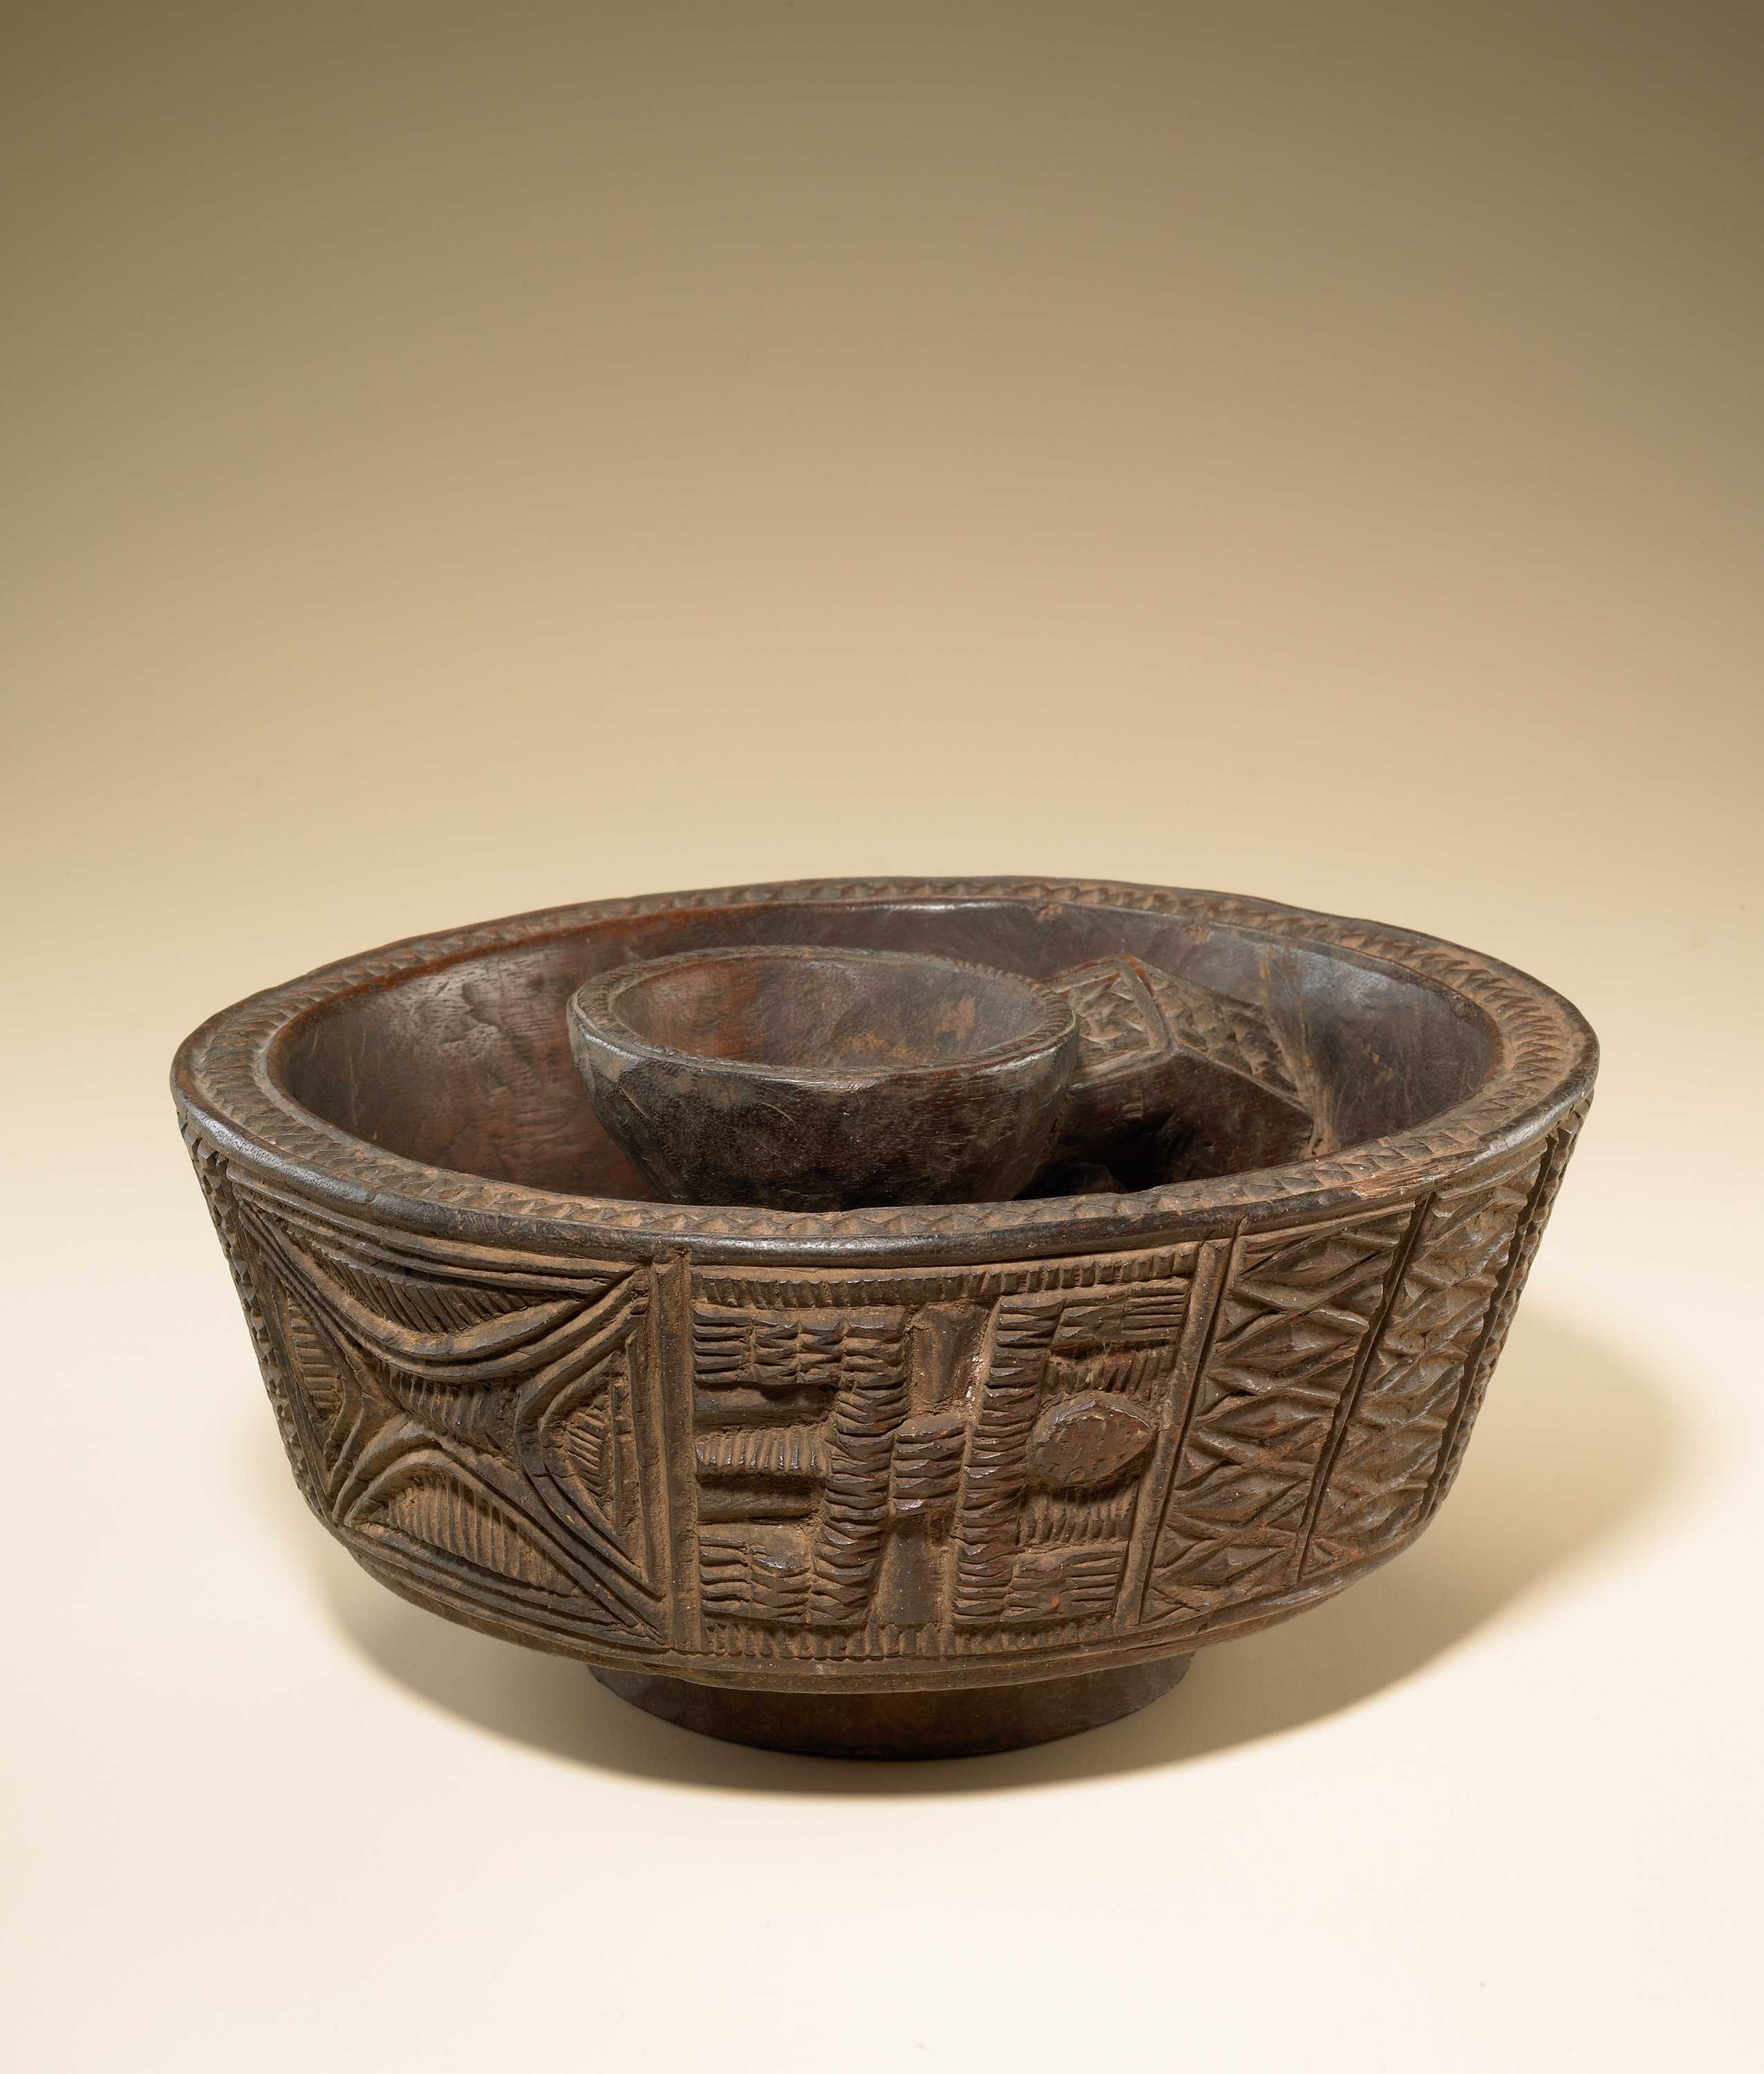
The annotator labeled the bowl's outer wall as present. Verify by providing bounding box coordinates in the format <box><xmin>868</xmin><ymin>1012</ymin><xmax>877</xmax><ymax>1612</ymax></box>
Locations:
<box><xmin>176</xmin><ymin>879</ymin><xmax>1596</xmax><ymax>1692</ymax></box>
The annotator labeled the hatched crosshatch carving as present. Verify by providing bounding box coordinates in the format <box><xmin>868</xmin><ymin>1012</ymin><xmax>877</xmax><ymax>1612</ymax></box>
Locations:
<box><xmin>204</xmin><ymin>1171</ymin><xmax>670</xmax><ymax>1646</ymax></box>
<box><xmin>953</xmin><ymin>1281</ymin><xmax>1190</xmax><ymax>1627</ymax></box>
<box><xmin>1425</xmin><ymin>1099</ymin><xmax>1591</xmax><ymax>1516</ymax></box>
<box><xmin>1140</xmin><ymin>1207</ymin><xmax>1414</xmax><ymax>1627</ymax></box>
<box><xmin>690</xmin><ymin>1300</ymin><xmax>914</xmax><ymax>1629</ymax></box>
<box><xmin>1049</xmin><ymin>954</ymin><xmax>1302</xmax><ymax>1104</ymax></box>
<box><xmin>1302</xmin><ymin>1154</ymin><xmax>1548</xmax><ymax>1574</ymax></box>
<box><xmin>686</xmin><ymin>1263</ymin><xmax>1200</xmax><ymax>1658</ymax></box>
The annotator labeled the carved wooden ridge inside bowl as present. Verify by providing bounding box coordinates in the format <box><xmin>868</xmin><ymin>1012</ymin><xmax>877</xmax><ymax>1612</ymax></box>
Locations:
<box><xmin>174</xmin><ymin>879</ymin><xmax>1597</xmax><ymax>1759</ymax></box>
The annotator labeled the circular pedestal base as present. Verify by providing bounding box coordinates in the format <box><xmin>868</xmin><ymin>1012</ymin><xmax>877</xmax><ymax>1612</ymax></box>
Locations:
<box><xmin>591</xmin><ymin>1655</ymin><xmax>1192</xmax><ymax>1759</ymax></box>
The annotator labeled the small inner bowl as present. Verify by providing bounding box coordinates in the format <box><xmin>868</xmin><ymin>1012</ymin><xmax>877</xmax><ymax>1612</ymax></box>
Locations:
<box><xmin>567</xmin><ymin>945</ymin><xmax>1080</xmax><ymax>1209</ymax></box>
<box><xmin>599</xmin><ymin>945</ymin><xmax>1066</xmax><ymax>1079</ymax></box>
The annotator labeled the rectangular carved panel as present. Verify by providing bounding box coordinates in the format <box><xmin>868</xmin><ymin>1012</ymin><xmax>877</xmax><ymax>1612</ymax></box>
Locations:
<box><xmin>687</xmin><ymin>1253</ymin><xmax>1199</xmax><ymax>1659</ymax></box>
<box><xmin>1303</xmin><ymin>1155</ymin><xmax>1546</xmax><ymax>1573</ymax></box>
<box><xmin>1425</xmin><ymin>1104</ymin><xmax>1590</xmax><ymax>1516</ymax></box>
<box><xmin>205</xmin><ymin>1164</ymin><xmax>669</xmax><ymax>1645</ymax></box>
<box><xmin>1142</xmin><ymin>1208</ymin><xmax>1413</xmax><ymax>1626</ymax></box>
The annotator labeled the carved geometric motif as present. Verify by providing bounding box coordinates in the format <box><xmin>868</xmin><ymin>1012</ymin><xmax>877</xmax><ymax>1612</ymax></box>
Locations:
<box><xmin>954</xmin><ymin>1282</ymin><xmax>1189</xmax><ymax>1627</ymax></box>
<box><xmin>1050</xmin><ymin>955</ymin><xmax>1302</xmax><ymax>1102</ymax></box>
<box><xmin>692</xmin><ymin>1273</ymin><xmax>1193</xmax><ymax>1650</ymax></box>
<box><xmin>513</xmin><ymin>1288</ymin><xmax>659</xmax><ymax>1605</ymax></box>
<box><xmin>1303</xmin><ymin>1157</ymin><xmax>1546</xmax><ymax>1574</ymax></box>
<box><xmin>1141</xmin><ymin>966</ymin><xmax>1302</xmax><ymax>1101</ymax></box>
<box><xmin>1425</xmin><ymin>1102</ymin><xmax>1590</xmax><ymax>1517</ymax></box>
<box><xmin>690</xmin><ymin>1302</ymin><xmax>914</xmax><ymax>1630</ymax></box>
<box><xmin>191</xmin><ymin>1099</ymin><xmax>1583</xmax><ymax>1676</ymax></box>
<box><xmin>1141</xmin><ymin>1208</ymin><xmax>1413</xmax><ymax>1626</ymax></box>
<box><xmin>183</xmin><ymin>1126</ymin><xmax>325</xmax><ymax>1517</ymax></box>
<box><xmin>228</xmin><ymin>1183</ymin><xmax>667</xmax><ymax>1642</ymax></box>
<box><xmin>346</xmin><ymin>1447</ymin><xmax>585</xmax><ymax>1598</ymax></box>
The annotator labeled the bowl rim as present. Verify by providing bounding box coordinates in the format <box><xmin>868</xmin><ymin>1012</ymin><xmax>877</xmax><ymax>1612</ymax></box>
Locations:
<box><xmin>567</xmin><ymin>942</ymin><xmax>1078</xmax><ymax>1089</ymax></box>
<box><xmin>171</xmin><ymin>876</ymin><xmax>1599</xmax><ymax>1267</ymax></box>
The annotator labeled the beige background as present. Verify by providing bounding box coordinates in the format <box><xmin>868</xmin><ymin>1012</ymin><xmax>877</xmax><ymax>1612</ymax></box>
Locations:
<box><xmin>5</xmin><ymin>6</ymin><xmax>1761</xmax><ymax>2069</ymax></box>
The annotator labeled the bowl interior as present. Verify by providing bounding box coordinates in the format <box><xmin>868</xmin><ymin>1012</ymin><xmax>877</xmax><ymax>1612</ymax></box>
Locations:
<box><xmin>596</xmin><ymin>947</ymin><xmax>1057</xmax><ymax>1076</ymax></box>
<box><xmin>275</xmin><ymin>893</ymin><xmax>1502</xmax><ymax>1202</ymax></box>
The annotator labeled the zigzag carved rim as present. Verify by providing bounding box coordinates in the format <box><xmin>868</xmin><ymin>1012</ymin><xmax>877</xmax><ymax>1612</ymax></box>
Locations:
<box><xmin>171</xmin><ymin>878</ymin><xmax>1598</xmax><ymax>1265</ymax></box>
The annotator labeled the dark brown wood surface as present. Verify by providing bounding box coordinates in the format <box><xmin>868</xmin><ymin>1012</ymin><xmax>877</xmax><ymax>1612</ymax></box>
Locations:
<box><xmin>174</xmin><ymin>878</ymin><xmax>1596</xmax><ymax>1755</ymax></box>
<box><xmin>566</xmin><ymin>945</ymin><xmax>1082</xmax><ymax>1209</ymax></box>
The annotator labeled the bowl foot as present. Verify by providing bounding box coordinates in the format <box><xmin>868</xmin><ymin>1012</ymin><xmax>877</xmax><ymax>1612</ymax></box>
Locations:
<box><xmin>590</xmin><ymin>1655</ymin><xmax>1192</xmax><ymax>1759</ymax></box>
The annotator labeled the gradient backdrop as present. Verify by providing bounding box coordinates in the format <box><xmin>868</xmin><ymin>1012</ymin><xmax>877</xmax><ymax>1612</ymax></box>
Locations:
<box><xmin>6</xmin><ymin>7</ymin><xmax>1760</xmax><ymax>2071</ymax></box>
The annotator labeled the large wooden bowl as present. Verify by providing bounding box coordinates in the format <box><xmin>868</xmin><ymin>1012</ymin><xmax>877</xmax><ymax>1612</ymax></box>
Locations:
<box><xmin>173</xmin><ymin>879</ymin><xmax>1596</xmax><ymax>1758</ymax></box>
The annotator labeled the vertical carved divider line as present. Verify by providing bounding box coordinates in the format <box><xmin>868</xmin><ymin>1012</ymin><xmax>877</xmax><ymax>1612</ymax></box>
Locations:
<box><xmin>1123</xmin><ymin>1236</ymin><xmax>1235</xmax><ymax>1629</ymax></box>
<box><xmin>1293</xmin><ymin>1193</ymin><xmax>1434</xmax><ymax>1583</ymax></box>
<box><xmin>652</xmin><ymin>1251</ymin><xmax>701</xmax><ymax>1650</ymax></box>
<box><xmin>618</xmin><ymin>1276</ymin><xmax>670</xmax><ymax>1608</ymax></box>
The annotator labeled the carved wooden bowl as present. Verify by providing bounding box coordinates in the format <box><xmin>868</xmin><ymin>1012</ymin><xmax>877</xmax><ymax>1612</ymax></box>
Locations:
<box><xmin>174</xmin><ymin>879</ymin><xmax>1596</xmax><ymax>1759</ymax></box>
